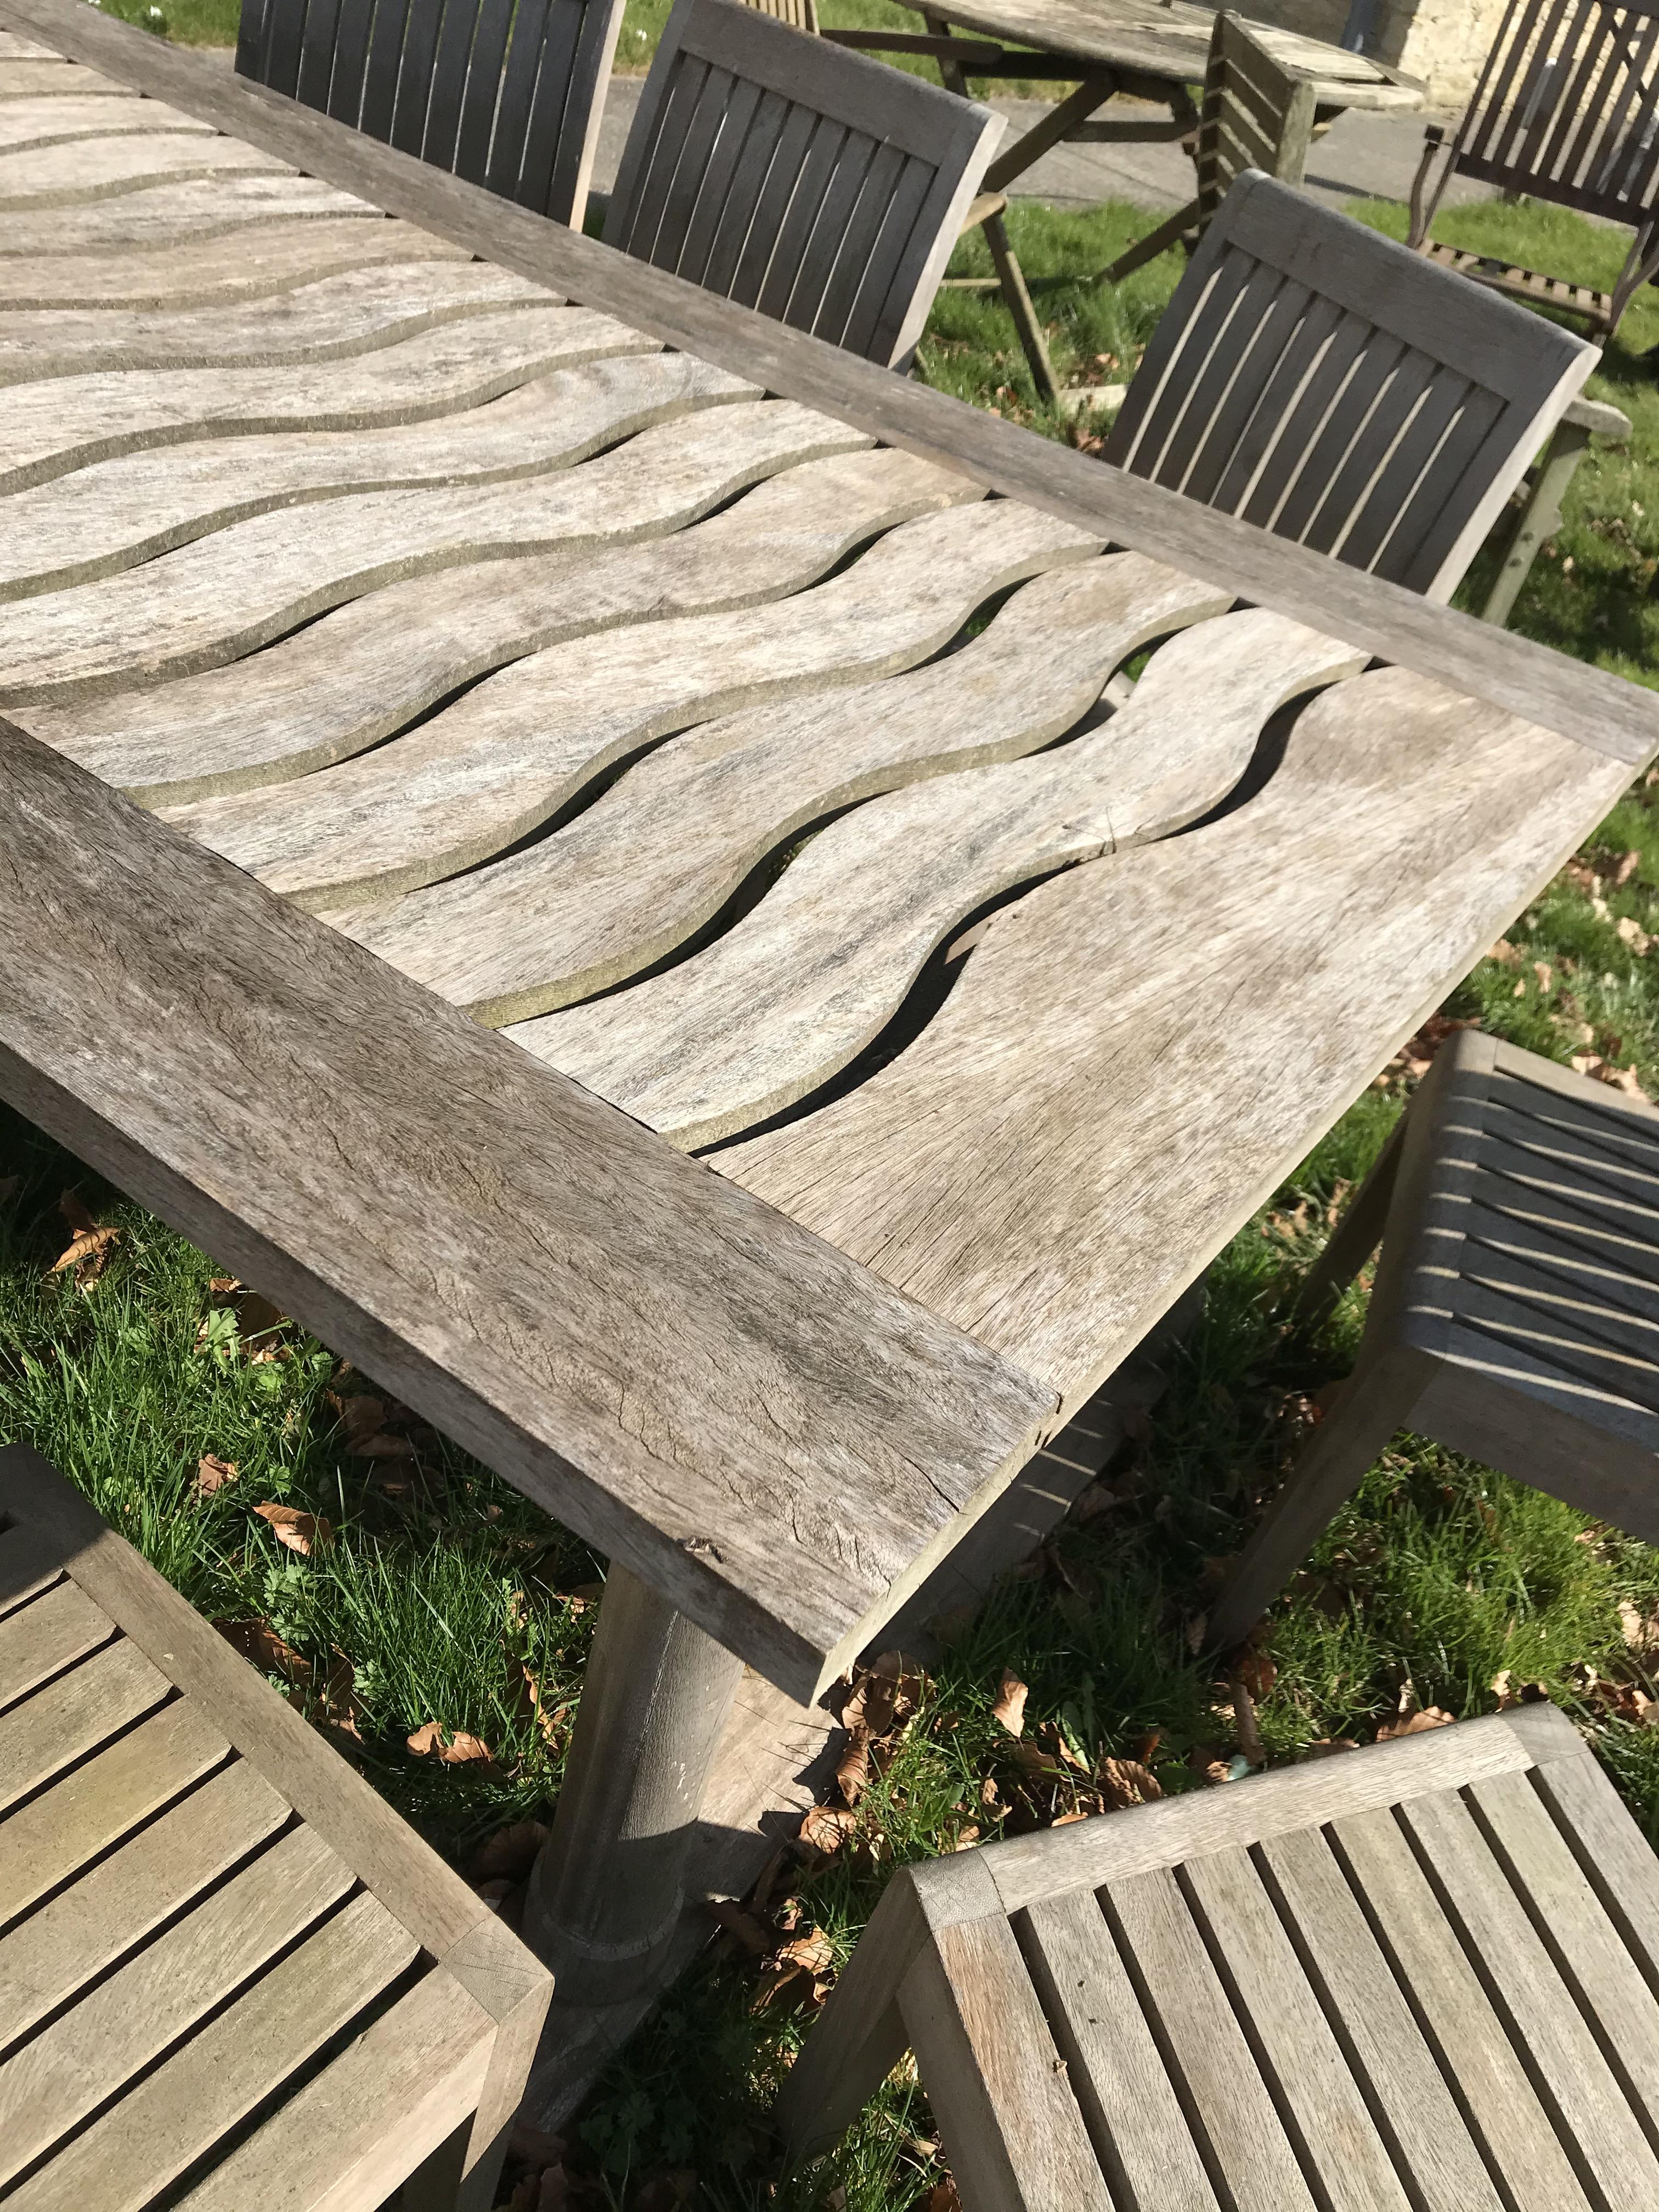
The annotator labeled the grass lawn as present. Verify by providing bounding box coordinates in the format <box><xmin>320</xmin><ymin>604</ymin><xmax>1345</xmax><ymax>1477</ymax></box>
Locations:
<box><xmin>13</xmin><ymin>27</ymin><xmax>1659</xmax><ymax>2205</ymax></box>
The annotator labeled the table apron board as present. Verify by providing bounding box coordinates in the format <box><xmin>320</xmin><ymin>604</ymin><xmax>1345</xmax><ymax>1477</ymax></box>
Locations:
<box><xmin>0</xmin><ymin>0</ymin><xmax>1652</xmax><ymax>1708</ymax></box>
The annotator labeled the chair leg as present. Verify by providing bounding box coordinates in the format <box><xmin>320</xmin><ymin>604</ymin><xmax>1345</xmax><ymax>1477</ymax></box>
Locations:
<box><xmin>1479</xmin><ymin>417</ymin><xmax>1592</xmax><ymax>627</ymax></box>
<box><xmin>1097</xmin><ymin>196</ymin><xmax>1200</xmax><ymax>285</ymax></box>
<box><xmin>1406</xmin><ymin>127</ymin><xmax>1444</xmax><ymax>251</ymax></box>
<box><xmin>980</xmin><ymin>209</ymin><xmax>1061</xmax><ymax>407</ymax></box>
<box><xmin>1207</xmin><ymin>1350</ymin><xmax>1422</xmax><ymax>1651</ymax></box>
<box><xmin>1289</xmin><ymin>1107</ymin><xmax>1407</xmax><ymax>1339</ymax></box>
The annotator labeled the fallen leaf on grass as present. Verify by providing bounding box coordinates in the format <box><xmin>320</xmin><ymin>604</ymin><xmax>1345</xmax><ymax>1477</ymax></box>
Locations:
<box><xmin>1487</xmin><ymin>938</ymin><xmax>1520</xmax><ymax>967</ymax></box>
<box><xmin>1620</xmin><ymin>1600</ymin><xmax>1659</xmax><ymax>1655</ymax></box>
<box><xmin>1233</xmin><ymin>1648</ymin><xmax>1278</xmax><ymax>1701</ymax></box>
<box><xmin>216</xmin><ymin>1617</ymin><xmax>311</xmax><ymax>1685</ymax></box>
<box><xmin>1068</xmin><ymin>1481</ymin><xmax>1119</xmax><ymax>1525</ymax></box>
<box><xmin>1619</xmin><ymin>915</ymin><xmax>1653</xmax><ymax>956</ymax></box>
<box><xmin>798</xmin><ymin>1803</ymin><xmax>856</xmax><ymax>1855</ymax></box>
<box><xmin>509</xmin><ymin>2126</ymin><xmax>567</xmax><ymax>2170</ymax></box>
<box><xmin>507</xmin><ymin>1655</ymin><xmax>567</xmax><ymax>1752</ymax></box>
<box><xmin>709</xmin><ymin>1899</ymin><xmax>775</xmax><ymax>1954</ymax></box>
<box><xmin>842</xmin><ymin>1649</ymin><xmax>927</xmax><ymax>1737</ymax></box>
<box><xmin>1617</xmin><ymin>848</ymin><xmax>1643</xmax><ymax>886</ymax></box>
<box><xmin>199</xmin><ymin>1277</ymin><xmax>292</xmax><ymax>1363</ymax></box>
<box><xmin>1395</xmin><ymin>1013</ymin><xmax>1479</xmax><ymax>1080</ymax></box>
<box><xmin>194</xmin><ymin>1454</ymin><xmax>239</xmax><ymax>1497</ymax></box>
<box><xmin>926</xmin><ymin>2179</ymin><xmax>963</xmax><ymax>2212</ymax></box>
<box><xmin>836</xmin><ymin>1725</ymin><xmax>871</xmax><ymax>1806</ymax></box>
<box><xmin>50</xmin><ymin>1192</ymin><xmax>120</xmax><ymax>1287</ymax></box>
<box><xmin>470</xmin><ymin>1821</ymin><xmax>548</xmax><ymax>1884</ymax></box>
<box><xmin>991</xmin><ymin>1669</ymin><xmax>1029</xmax><ymax>1737</ymax></box>
<box><xmin>1099</xmin><ymin>1758</ymin><xmax>1163</xmax><ymax>1810</ymax></box>
<box><xmin>408</xmin><ymin>1719</ymin><xmax>497</xmax><ymax>1766</ymax></box>
<box><xmin>1375</xmin><ymin>1681</ymin><xmax>1454</xmax><ymax>1740</ymax></box>
<box><xmin>1572</xmin><ymin>1053</ymin><xmax>1651</xmax><ymax>1102</ymax></box>
<box><xmin>1306</xmin><ymin>1737</ymin><xmax>1360</xmax><ymax>1757</ymax></box>
<box><xmin>1534</xmin><ymin>960</ymin><xmax>1554</xmax><ymax>992</ymax></box>
<box><xmin>953</xmin><ymin>1824</ymin><xmax>981</xmax><ymax>1850</ymax></box>
<box><xmin>253</xmin><ymin>1502</ymin><xmax>332</xmax><ymax>1555</ymax></box>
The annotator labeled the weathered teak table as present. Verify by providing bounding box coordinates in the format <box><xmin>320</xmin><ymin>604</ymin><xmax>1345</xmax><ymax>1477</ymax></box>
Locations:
<box><xmin>0</xmin><ymin>0</ymin><xmax>1652</xmax><ymax>2127</ymax></box>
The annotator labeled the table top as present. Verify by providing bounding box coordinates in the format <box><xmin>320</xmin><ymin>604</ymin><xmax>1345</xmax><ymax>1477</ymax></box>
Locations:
<box><xmin>0</xmin><ymin>1</ymin><xmax>1643</xmax><ymax>1705</ymax></box>
<box><xmin>926</xmin><ymin>0</ymin><xmax>1426</xmax><ymax>109</ymax></box>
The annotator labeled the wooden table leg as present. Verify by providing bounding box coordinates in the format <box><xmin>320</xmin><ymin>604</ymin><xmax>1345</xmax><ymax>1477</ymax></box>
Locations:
<box><xmin>522</xmin><ymin>1565</ymin><xmax>744</xmax><ymax>2004</ymax></box>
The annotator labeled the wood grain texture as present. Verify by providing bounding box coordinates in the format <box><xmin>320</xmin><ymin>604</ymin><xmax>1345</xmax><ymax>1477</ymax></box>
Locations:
<box><xmin>0</xmin><ymin>127</ymin><xmax>288</xmax><ymax>207</ymax></box>
<box><xmin>1</xmin><ymin>397</ymin><xmax>853</xmax><ymax>703</ymax></box>
<box><xmin>170</xmin><ymin>498</ymin><xmax>1098</xmax><ymax>914</ymax></box>
<box><xmin>0</xmin><ymin>1635</ymin><xmax>168</xmax><ymax>1812</ymax></box>
<box><xmin>0</xmin><ymin>170</ymin><xmax>380</xmax><ymax>252</ymax></box>
<box><xmin>0</xmin><ymin>92</ymin><xmax>213</xmax><ymax>149</ymax></box>
<box><xmin>0</xmin><ymin>216</ymin><xmax>466</xmax><ymax>309</ymax></box>
<box><xmin>4</xmin><ymin>0</ymin><xmax>1647</xmax><ymax>769</ymax></box>
<box><xmin>0</xmin><ymin>57</ymin><xmax>139</xmax><ymax>93</ymax></box>
<box><xmin>0</xmin><ymin>1824</ymin><xmax>355</xmax><ymax>2186</ymax></box>
<box><xmin>359</xmin><ymin>554</ymin><xmax>1227</xmax><ymax>1021</ymax></box>
<box><xmin>722</xmin><ymin>669</ymin><xmax>1637</xmax><ymax>1415</ymax></box>
<box><xmin>0</xmin><ymin>1523</ymin><xmax>61</xmax><ymax>1616</ymax></box>
<box><xmin>0</xmin><ymin>746</ymin><xmax>1055</xmax><ymax>1704</ymax></box>
<box><xmin>26</xmin><ymin>445</ymin><xmax>968</xmax><ymax>801</ymax></box>
<box><xmin>521</xmin><ymin>608</ymin><xmax>1363</xmax><ymax>1144</ymax></box>
<box><xmin>0</xmin><ymin>350</ymin><xmax>759</xmax><ymax>602</ymax></box>
<box><xmin>0</xmin><ymin>301</ymin><xmax>648</xmax><ymax>492</ymax></box>
<box><xmin>6</xmin><ymin>1893</ymin><xmax>418</xmax><ymax>2212</ymax></box>
<box><xmin>0</xmin><ymin>1758</ymin><xmax>287</xmax><ymax>2047</ymax></box>
<box><xmin>0</xmin><ymin>1575</ymin><xmax>110</xmax><ymax>1703</ymax></box>
<box><xmin>0</xmin><ymin>256</ymin><xmax>558</xmax><ymax>383</ymax></box>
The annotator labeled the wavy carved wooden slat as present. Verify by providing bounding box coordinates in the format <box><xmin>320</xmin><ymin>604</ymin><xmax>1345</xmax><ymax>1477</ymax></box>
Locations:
<box><xmin>0</xmin><ymin>95</ymin><xmax>213</xmax><ymax>151</ymax></box>
<box><xmin>0</xmin><ymin>258</ymin><xmax>561</xmax><ymax>385</ymax></box>
<box><xmin>0</xmin><ymin>398</ymin><xmax>861</xmax><ymax>702</ymax></box>
<box><xmin>0</xmin><ymin>130</ymin><xmax>289</xmax><ymax>209</ymax></box>
<box><xmin>510</xmin><ymin>610</ymin><xmax>1364</xmax><ymax>1143</ymax></box>
<box><xmin>0</xmin><ymin>303</ymin><xmax>648</xmax><ymax>493</ymax></box>
<box><xmin>0</xmin><ymin>174</ymin><xmax>381</xmax><ymax>255</ymax></box>
<box><xmin>0</xmin><ymin>60</ymin><xmax>141</xmax><ymax>95</ymax></box>
<box><xmin>716</xmin><ymin>668</ymin><xmax>1635</xmax><ymax>1410</ymax></box>
<box><xmin>353</xmin><ymin>555</ymin><xmax>1229</xmax><ymax>1022</ymax></box>
<box><xmin>0</xmin><ymin>350</ymin><xmax>758</xmax><ymax>601</ymax></box>
<box><xmin>30</xmin><ymin>447</ymin><xmax>973</xmax><ymax>803</ymax></box>
<box><xmin>0</xmin><ymin>218</ymin><xmax>467</xmax><ymax>311</ymax></box>
<box><xmin>170</xmin><ymin>500</ymin><xmax>1100</xmax><ymax>915</ymax></box>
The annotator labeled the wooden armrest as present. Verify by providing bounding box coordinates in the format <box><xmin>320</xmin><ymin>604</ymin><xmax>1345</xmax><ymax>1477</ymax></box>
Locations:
<box><xmin>961</xmin><ymin>189</ymin><xmax>1007</xmax><ymax>231</ymax></box>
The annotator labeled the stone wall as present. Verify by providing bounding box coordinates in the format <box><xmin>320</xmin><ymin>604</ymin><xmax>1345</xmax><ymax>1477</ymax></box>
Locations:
<box><xmin>1239</xmin><ymin>0</ymin><xmax>1509</xmax><ymax>111</ymax></box>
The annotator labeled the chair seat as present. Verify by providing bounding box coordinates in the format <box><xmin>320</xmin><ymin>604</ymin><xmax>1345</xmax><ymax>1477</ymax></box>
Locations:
<box><xmin>0</xmin><ymin>1447</ymin><xmax>551</xmax><ymax>2212</ymax></box>
<box><xmin>1423</xmin><ymin>242</ymin><xmax>1615</xmax><ymax>331</ymax></box>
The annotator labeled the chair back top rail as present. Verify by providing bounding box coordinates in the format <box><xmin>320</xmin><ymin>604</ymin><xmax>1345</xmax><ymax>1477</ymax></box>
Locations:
<box><xmin>1107</xmin><ymin>171</ymin><xmax>1597</xmax><ymax>601</ymax></box>
<box><xmin>604</xmin><ymin>0</ymin><xmax>1003</xmax><ymax>364</ymax></box>
<box><xmin>236</xmin><ymin>0</ymin><xmax>626</xmax><ymax>228</ymax></box>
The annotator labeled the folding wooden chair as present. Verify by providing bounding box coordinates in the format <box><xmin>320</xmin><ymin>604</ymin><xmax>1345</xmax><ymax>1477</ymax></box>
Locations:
<box><xmin>1103</xmin><ymin>171</ymin><xmax>1598</xmax><ymax>602</ymax></box>
<box><xmin>1211</xmin><ymin>1029</ymin><xmax>1659</xmax><ymax>1649</ymax></box>
<box><xmin>1101</xmin><ymin>11</ymin><xmax>1318</xmax><ymax>285</ymax></box>
<box><xmin>778</xmin><ymin>1702</ymin><xmax>1659</xmax><ymax>2212</ymax></box>
<box><xmin>603</xmin><ymin>0</ymin><xmax>1003</xmax><ymax>369</ymax></box>
<box><xmin>1408</xmin><ymin>0</ymin><xmax>1659</xmax><ymax>341</ymax></box>
<box><xmin>234</xmin><ymin>0</ymin><xmax>626</xmax><ymax>229</ymax></box>
<box><xmin>0</xmin><ymin>1444</ymin><xmax>552</xmax><ymax>2211</ymax></box>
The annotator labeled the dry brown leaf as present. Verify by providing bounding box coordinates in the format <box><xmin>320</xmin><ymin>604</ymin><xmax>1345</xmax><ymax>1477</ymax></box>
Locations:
<box><xmin>836</xmin><ymin>1724</ymin><xmax>871</xmax><ymax>1807</ymax></box>
<box><xmin>1233</xmin><ymin>1649</ymin><xmax>1278</xmax><ymax>1701</ymax></box>
<box><xmin>926</xmin><ymin>2182</ymin><xmax>963</xmax><ymax>2212</ymax></box>
<box><xmin>507</xmin><ymin>2125</ymin><xmax>567</xmax><ymax>2170</ymax></box>
<box><xmin>1099</xmin><ymin>1758</ymin><xmax>1163</xmax><ymax>1810</ymax></box>
<box><xmin>1487</xmin><ymin>938</ymin><xmax>1521</xmax><ymax>967</ymax></box>
<box><xmin>1534</xmin><ymin>960</ymin><xmax>1554</xmax><ymax>992</ymax></box>
<box><xmin>507</xmin><ymin>1655</ymin><xmax>567</xmax><ymax>1751</ymax></box>
<box><xmin>1620</xmin><ymin>1599</ymin><xmax>1659</xmax><ymax>1655</ymax></box>
<box><xmin>773</xmin><ymin>1926</ymin><xmax>834</xmax><ymax>1978</ymax></box>
<box><xmin>200</xmin><ymin>1278</ymin><xmax>292</xmax><ymax>1362</ymax></box>
<box><xmin>194</xmin><ymin>1453</ymin><xmax>238</xmax><ymax>1498</ymax></box>
<box><xmin>1068</xmin><ymin>1481</ymin><xmax>1119</xmax><ymax>1525</ymax></box>
<box><xmin>470</xmin><ymin>1821</ymin><xmax>548</xmax><ymax>1885</ymax></box>
<box><xmin>407</xmin><ymin>1719</ymin><xmax>496</xmax><ymax>1765</ymax></box>
<box><xmin>798</xmin><ymin>1803</ymin><xmax>856</xmax><ymax>1856</ymax></box>
<box><xmin>953</xmin><ymin>1824</ymin><xmax>981</xmax><ymax>1850</ymax></box>
<box><xmin>843</xmin><ymin>1649</ymin><xmax>927</xmax><ymax>1737</ymax></box>
<box><xmin>215</xmin><ymin>1617</ymin><xmax>311</xmax><ymax>1686</ymax></box>
<box><xmin>991</xmin><ymin>1669</ymin><xmax>1029</xmax><ymax>1737</ymax></box>
<box><xmin>1618</xmin><ymin>915</ymin><xmax>1652</xmax><ymax>956</ymax></box>
<box><xmin>253</xmin><ymin>1502</ymin><xmax>332</xmax><ymax>1555</ymax></box>
<box><xmin>1617</xmin><ymin>848</ymin><xmax>1643</xmax><ymax>885</ymax></box>
<box><xmin>1375</xmin><ymin>1700</ymin><xmax>1455</xmax><ymax>1741</ymax></box>
<box><xmin>1307</xmin><ymin>1737</ymin><xmax>1361</xmax><ymax>1757</ymax></box>
<box><xmin>709</xmin><ymin>1898</ymin><xmax>775</xmax><ymax>1954</ymax></box>
<box><xmin>50</xmin><ymin>1190</ymin><xmax>120</xmax><ymax>1286</ymax></box>
<box><xmin>328</xmin><ymin>1391</ymin><xmax>388</xmax><ymax>1442</ymax></box>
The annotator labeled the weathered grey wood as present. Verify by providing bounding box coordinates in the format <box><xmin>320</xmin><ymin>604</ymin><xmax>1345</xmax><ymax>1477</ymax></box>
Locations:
<box><xmin>2</xmin><ymin>399</ymin><xmax>856</xmax><ymax>702</ymax></box>
<box><xmin>0</xmin><ymin>747</ymin><xmax>1056</xmax><ymax>1701</ymax></box>
<box><xmin>523</xmin><ymin>1565</ymin><xmax>744</xmax><ymax>2000</ymax></box>
<box><xmin>0</xmin><ymin>127</ymin><xmax>288</xmax><ymax>207</ymax></box>
<box><xmin>351</xmin><ymin>554</ymin><xmax>1225</xmax><ymax>1020</ymax></box>
<box><xmin>0</xmin><ymin>1523</ymin><xmax>63</xmax><ymax>1616</ymax></box>
<box><xmin>0</xmin><ymin>216</ymin><xmax>467</xmax><ymax>309</ymax></box>
<box><xmin>2</xmin><ymin>0</ymin><xmax>1651</xmax><ymax>770</ymax></box>
<box><xmin>606</xmin><ymin>0</ymin><xmax>1002</xmax><ymax>365</ymax></box>
<box><xmin>0</xmin><ymin>92</ymin><xmax>213</xmax><ymax>150</ymax></box>
<box><xmin>0</xmin><ymin>1758</ymin><xmax>287</xmax><ymax>2043</ymax></box>
<box><xmin>0</xmin><ymin>1576</ymin><xmax>109</xmax><ymax>1703</ymax></box>
<box><xmin>0</xmin><ymin>257</ymin><xmax>557</xmax><ymax>383</ymax></box>
<box><xmin>0</xmin><ymin>1635</ymin><xmax>168</xmax><ymax>1812</ymax></box>
<box><xmin>0</xmin><ymin>169</ymin><xmax>379</xmax><ymax>253</ymax></box>
<box><xmin>518</xmin><ymin>609</ymin><xmax>1363</xmax><ymax>1146</ymax></box>
<box><xmin>168</xmin><ymin>498</ymin><xmax>1096</xmax><ymax>918</ymax></box>
<box><xmin>0</xmin><ymin>302</ymin><xmax>644</xmax><ymax>493</ymax></box>
<box><xmin>0</xmin><ymin>58</ymin><xmax>139</xmax><ymax>93</ymax></box>
<box><xmin>27</xmin><ymin>445</ymin><xmax>968</xmax><ymax>800</ymax></box>
<box><xmin>0</xmin><ymin>1825</ymin><xmax>357</xmax><ymax>2185</ymax></box>
<box><xmin>1107</xmin><ymin>171</ymin><xmax>1595</xmax><ymax>602</ymax></box>
<box><xmin>0</xmin><ymin>351</ymin><xmax>751</xmax><ymax>601</ymax></box>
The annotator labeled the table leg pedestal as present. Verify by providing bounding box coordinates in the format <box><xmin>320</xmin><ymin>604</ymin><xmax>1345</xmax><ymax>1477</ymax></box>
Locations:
<box><xmin>522</xmin><ymin>1565</ymin><xmax>744</xmax><ymax>2005</ymax></box>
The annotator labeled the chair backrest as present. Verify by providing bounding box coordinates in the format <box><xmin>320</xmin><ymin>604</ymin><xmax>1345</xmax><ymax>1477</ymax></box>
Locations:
<box><xmin>1195</xmin><ymin>10</ymin><xmax>1318</xmax><ymax>225</ymax></box>
<box><xmin>603</xmin><ymin>0</ymin><xmax>1003</xmax><ymax>367</ymax></box>
<box><xmin>234</xmin><ymin>0</ymin><xmax>625</xmax><ymax>229</ymax></box>
<box><xmin>1105</xmin><ymin>171</ymin><xmax>1598</xmax><ymax>601</ymax></box>
<box><xmin>1444</xmin><ymin>0</ymin><xmax>1659</xmax><ymax>223</ymax></box>
<box><xmin>739</xmin><ymin>0</ymin><xmax>820</xmax><ymax>31</ymax></box>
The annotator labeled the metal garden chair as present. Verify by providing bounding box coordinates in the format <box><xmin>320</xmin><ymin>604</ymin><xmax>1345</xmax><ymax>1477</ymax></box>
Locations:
<box><xmin>1104</xmin><ymin>170</ymin><xmax>1598</xmax><ymax>603</ymax></box>
<box><xmin>607</xmin><ymin>0</ymin><xmax>1003</xmax><ymax>369</ymax></box>
<box><xmin>234</xmin><ymin>0</ymin><xmax>625</xmax><ymax>230</ymax></box>
<box><xmin>1408</xmin><ymin>0</ymin><xmax>1659</xmax><ymax>342</ymax></box>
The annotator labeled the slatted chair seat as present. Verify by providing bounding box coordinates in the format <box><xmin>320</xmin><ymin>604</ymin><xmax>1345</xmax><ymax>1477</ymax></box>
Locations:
<box><xmin>0</xmin><ymin>1445</ymin><xmax>551</xmax><ymax>2212</ymax></box>
<box><xmin>1211</xmin><ymin>1030</ymin><xmax>1659</xmax><ymax>1649</ymax></box>
<box><xmin>1407</xmin><ymin>0</ymin><xmax>1659</xmax><ymax>341</ymax></box>
<box><xmin>602</xmin><ymin>0</ymin><xmax>1003</xmax><ymax>369</ymax></box>
<box><xmin>778</xmin><ymin>1702</ymin><xmax>1659</xmax><ymax>2212</ymax></box>
<box><xmin>1103</xmin><ymin>169</ymin><xmax>1598</xmax><ymax>604</ymax></box>
<box><xmin>234</xmin><ymin>0</ymin><xmax>625</xmax><ymax>230</ymax></box>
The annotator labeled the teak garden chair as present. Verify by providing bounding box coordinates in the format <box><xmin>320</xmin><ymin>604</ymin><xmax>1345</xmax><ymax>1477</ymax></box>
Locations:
<box><xmin>778</xmin><ymin>1703</ymin><xmax>1659</xmax><ymax>2212</ymax></box>
<box><xmin>1104</xmin><ymin>171</ymin><xmax>1598</xmax><ymax>602</ymax></box>
<box><xmin>234</xmin><ymin>0</ymin><xmax>625</xmax><ymax>230</ymax></box>
<box><xmin>1408</xmin><ymin>0</ymin><xmax>1659</xmax><ymax>341</ymax></box>
<box><xmin>0</xmin><ymin>1444</ymin><xmax>551</xmax><ymax>2211</ymax></box>
<box><xmin>605</xmin><ymin>0</ymin><xmax>1003</xmax><ymax>369</ymax></box>
<box><xmin>1102</xmin><ymin>10</ymin><xmax>1318</xmax><ymax>285</ymax></box>
<box><xmin>1211</xmin><ymin>1029</ymin><xmax>1659</xmax><ymax>1650</ymax></box>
